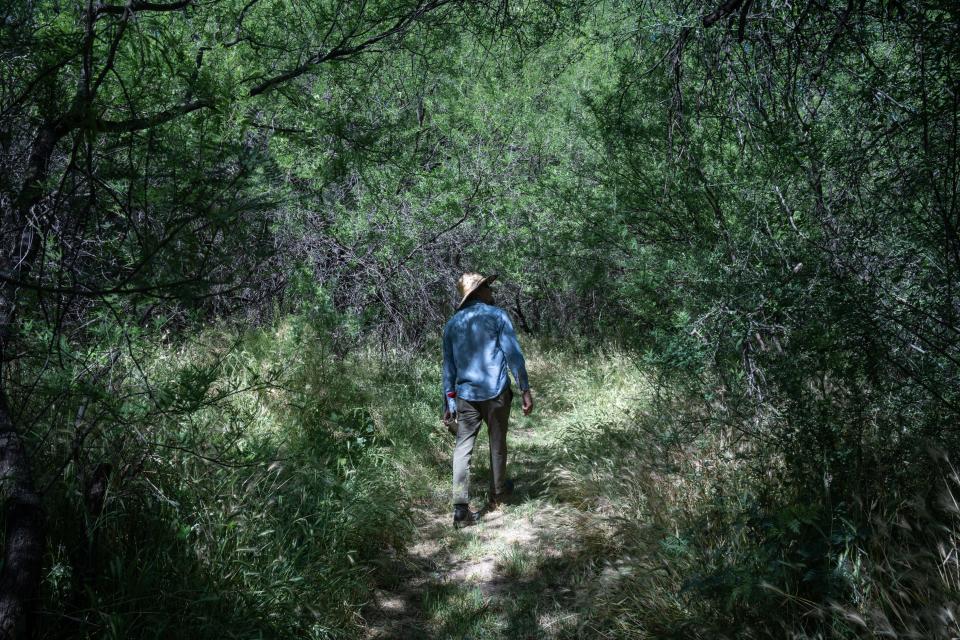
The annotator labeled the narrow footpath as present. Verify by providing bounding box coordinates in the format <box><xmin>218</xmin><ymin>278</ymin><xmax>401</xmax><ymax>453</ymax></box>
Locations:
<box><xmin>363</xmin><ymin>421</ymin><xmax>599</xmax><ymax>639</ymax></box>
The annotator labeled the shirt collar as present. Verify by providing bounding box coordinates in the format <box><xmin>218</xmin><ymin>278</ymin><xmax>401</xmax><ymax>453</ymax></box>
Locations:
<box><xmin>460</xmin><ymin>298</ymin><xmax>483</xmax><ymax>310</ymax></box>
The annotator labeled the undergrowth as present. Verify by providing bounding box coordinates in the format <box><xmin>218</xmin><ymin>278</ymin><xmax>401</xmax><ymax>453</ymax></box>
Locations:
<box><xmin>31</xmin><ymin>325</ymin><xmax>958</xmax><ymax>638</ymax></box>
<box><xmin>36</xmin><ymin>313</ymin><xmax>450</xmax><ymax>639</ymax></box>
<box><xmin>534</xmin><ymin>344</ymin><xmax>960</xmax><ymax>639</ymax></box>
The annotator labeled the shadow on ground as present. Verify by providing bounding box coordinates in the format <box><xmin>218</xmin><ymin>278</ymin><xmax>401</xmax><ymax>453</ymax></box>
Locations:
<box><xmin>363</xmin><ymin>424</ymin><xmax>629</xmax><ymax>639</ymax></box>
<box><xmin>362</xmin><ymin>349</ymin><xmax>669</xmax><ymax>639</ymax></box>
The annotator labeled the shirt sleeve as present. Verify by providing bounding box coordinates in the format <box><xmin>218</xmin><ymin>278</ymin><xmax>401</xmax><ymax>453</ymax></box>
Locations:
<box><xmin>498</xmin><ymin>309</ymin><xmax>530</xmax><ymax>392</ymax></box>
<box><xmin>441</xmin><ymin>322</ymin><xmax>457</xmax><ymax>413</ymax></box>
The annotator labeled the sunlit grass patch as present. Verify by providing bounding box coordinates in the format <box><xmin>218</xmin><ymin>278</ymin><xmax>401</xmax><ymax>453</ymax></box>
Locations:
<box><xmin>496</xmin><ymin>542</ymin><xmax>540</xmax><ymax>579</ymax></box>
<box><xmin>421</xmin><ymin>584</ymin><xmax>497</xmax><ymax>637</ymax></box>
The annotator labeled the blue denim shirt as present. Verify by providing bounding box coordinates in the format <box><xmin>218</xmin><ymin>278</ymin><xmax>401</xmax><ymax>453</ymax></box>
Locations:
<box><xmin>442</xmin><ymin>300</ymin><xmax>529</xmax><ymax>413</ymax></box>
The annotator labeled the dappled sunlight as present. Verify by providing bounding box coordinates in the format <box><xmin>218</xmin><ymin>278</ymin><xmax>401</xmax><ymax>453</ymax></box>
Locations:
<box><xmin>5</xmin><ymin>1</ymin><xmax>956</xmax><ymax>636</ymax></box>
<box><xmin>363</xmin><ymin>342</ymin><xmax>657</xmax><ymax>639</ymax></box>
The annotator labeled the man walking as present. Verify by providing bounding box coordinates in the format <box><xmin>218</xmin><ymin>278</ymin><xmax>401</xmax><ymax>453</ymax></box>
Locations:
<box><xmin>442</xmin><ymin>272</ymin><xmax>533</xmax><ymax>528</ymax></box>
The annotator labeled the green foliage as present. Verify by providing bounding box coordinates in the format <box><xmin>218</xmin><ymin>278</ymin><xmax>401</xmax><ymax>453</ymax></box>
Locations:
<box><xmin>3</xmin><ymin>0</ymin><xmax>959</xmax><ymax>637</ymax></box>
<box><xmin>540</xmin><ymin>2</ymin><xmax>960</xmax><ymax>635</ymax></box>
<box><xmin>29</xmin><ymin>314</ymin><xmax>455</xmax><ymax>638</ymax></box>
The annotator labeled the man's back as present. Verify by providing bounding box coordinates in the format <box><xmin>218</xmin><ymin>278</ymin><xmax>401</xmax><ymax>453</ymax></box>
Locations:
<box><xmin>442</xmin><ymin>299</ymin><xmax>529</xmax><ymax>406</ymax></box>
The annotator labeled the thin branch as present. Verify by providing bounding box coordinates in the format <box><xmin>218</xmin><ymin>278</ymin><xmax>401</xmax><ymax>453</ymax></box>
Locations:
<box><xmin>0</xmin><ymin>271</ymin><xmax>220</xmax><ymax>297</ymax></box>
<box><xmin>248</xmin><ymin>0</ymin><xmax>454</xmax><ymax>97</ymax></box>
<box><xmin>391</xmin><ymin>177</ymin><xmax>484</xmax><ymax>273</ymax></box>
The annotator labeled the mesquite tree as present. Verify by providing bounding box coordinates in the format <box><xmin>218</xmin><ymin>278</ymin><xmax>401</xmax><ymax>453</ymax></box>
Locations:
<box><xmin>0</xmin><ymin>0</ymin><xmax>460</xmax><ymax>635</ymax></box>
<box><xmin>572</xmin><ymin>0</ymin><xmax>960</xmax><ymax>633</ymax></box>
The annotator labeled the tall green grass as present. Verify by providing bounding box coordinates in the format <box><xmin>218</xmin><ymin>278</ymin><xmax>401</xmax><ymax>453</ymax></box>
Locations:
<box><xmin>32</xmin><ymin>325</ymin><xmax>958</xmax><ymax>638</ymax></box>
<box><xmin>36</xmin><ymin>313</ymin><xmax>451</xmax><ymax>639</ymax></box>
<box><xmin>533</xmin><ymin>344</ymin><xmax>960</xmax><ymax>639</ymax></box>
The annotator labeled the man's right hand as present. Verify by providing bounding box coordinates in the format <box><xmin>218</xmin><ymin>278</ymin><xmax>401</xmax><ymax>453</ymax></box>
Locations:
<box><xmin>521</xmin><ymin>389</ymin><xmax>534</xmax><ymax>416</ymax></box>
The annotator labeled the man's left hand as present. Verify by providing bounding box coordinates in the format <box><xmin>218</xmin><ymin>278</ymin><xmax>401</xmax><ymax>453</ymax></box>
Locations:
<box><xmin>522</xmin><ymin>389</ymin><xmax>534</xmax><ymax>416</ymax></box>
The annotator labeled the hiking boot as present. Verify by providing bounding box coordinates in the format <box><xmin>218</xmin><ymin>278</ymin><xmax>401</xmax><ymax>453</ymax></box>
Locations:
<box><xmin>488</xmin><ymin>479</ymin><xmax>515</xmax><ymax>509</ymax></box>
<box><xmin>453</xmin><ymin>504</ymin><xmax>481</xmax><ymax>529</ymax></box>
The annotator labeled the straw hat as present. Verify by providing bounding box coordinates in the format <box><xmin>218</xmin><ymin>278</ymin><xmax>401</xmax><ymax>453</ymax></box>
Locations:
<box><xmin>456</xmin><ymin>272</ymin><xmax>497</xmax><ymax>310</ymax></box>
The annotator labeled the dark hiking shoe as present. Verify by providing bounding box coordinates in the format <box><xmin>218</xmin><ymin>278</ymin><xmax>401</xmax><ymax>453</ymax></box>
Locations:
<box><xmin>453</xmin><ymin>504</ymin><xmax>481</xmax><ymax>529</ymax></box>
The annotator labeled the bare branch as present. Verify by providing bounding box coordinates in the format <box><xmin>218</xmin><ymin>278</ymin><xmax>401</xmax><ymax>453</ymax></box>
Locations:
<box><xmin>390</xmin><ymin>177</ymin><xmax>484</xmax><ymax>274</ymax></box>
<box><xmin>0</xmin><ymin>271</ymin><xmax>223</xmax><ymax>298</ymax></box>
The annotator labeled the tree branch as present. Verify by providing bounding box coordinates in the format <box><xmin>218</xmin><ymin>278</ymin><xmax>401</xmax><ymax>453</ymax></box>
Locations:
<box><xmin>92</xmin><ymin>98</ymin><xmax>213</xmax><ymax>133</ymax></box>
<box><xmin>248</xmin><ymin>0</ymin><xmax>454</xmax><ymax>97</ymax></box>
<box><xmin>96</xmin><ymin>0</ymin><xmax>193</xmax><ymax>16</ymax></box>
<box><xmin>390</xmin><ymin>177</ymin><xmax>483</xmax><ymax>274</ymax></box>
<box><xmin>0</xmin><ymin>271</ymin><xmax>224</xmax><ymax>298</ymax></box>
<box><xmin>703</xmin><ymin>0</ymin><xmax>744</xmax><ymax>27</ymax></box>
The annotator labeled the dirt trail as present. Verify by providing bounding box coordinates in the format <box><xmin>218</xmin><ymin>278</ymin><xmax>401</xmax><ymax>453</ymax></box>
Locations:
<box><xmin>363</xmin><ymin>425</ymin><xmax>591</xmax><ymax>640</ymax></box>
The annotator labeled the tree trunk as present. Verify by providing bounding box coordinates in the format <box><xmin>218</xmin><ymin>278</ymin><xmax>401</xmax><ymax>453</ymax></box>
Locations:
<box><xmin>0</xmin><ymin>394</ymin><xmax>43</xmax><ymax>640</ymax></box>
<box><xmin>513</xmin><ymin>293</ymin><xmax>532</xmax><ymax>334</ymax></box>
<box><xmin>0</xmin><ymin>121</ymin><xmax>60</xmax><ymax>639</ymax></box>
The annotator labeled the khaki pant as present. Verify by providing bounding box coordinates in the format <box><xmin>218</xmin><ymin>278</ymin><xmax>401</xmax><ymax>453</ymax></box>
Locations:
<box><xmin>452</xmin><ymin>386</ymin><xmax>513</xmax><ymax>505</ymax></box>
